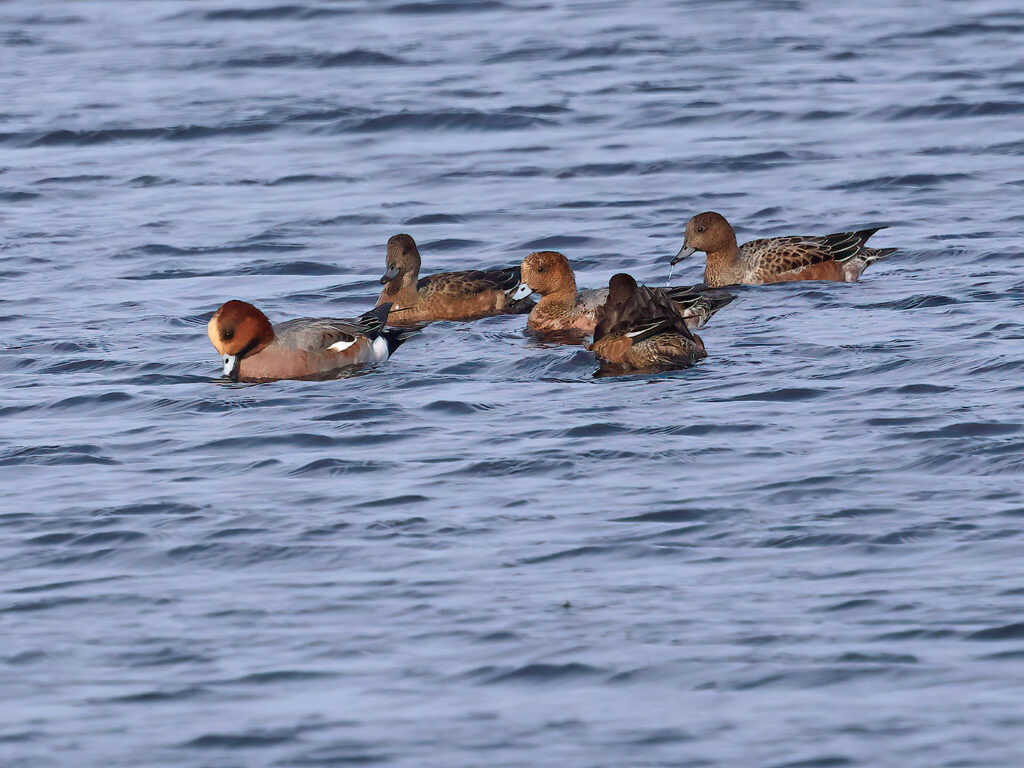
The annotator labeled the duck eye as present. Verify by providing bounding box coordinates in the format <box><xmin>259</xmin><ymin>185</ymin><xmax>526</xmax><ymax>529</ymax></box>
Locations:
<box><xmin>222</xmin><ymin>329</ymin><xmax>235</xmax><ymax>341</ymax></box>
<box><xmin>697</xmin><ymin>226</ymin><xmax>706</xmax><ymax>233</ymax></box>
<box><xmin>537</xmin><ymin>266</ymin><xmax>546</xmax><ymax>273</ymax></box>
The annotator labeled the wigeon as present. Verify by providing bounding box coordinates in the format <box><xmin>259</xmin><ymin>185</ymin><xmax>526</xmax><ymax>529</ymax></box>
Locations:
<box><xmin>670</xmin><ymin>211</ymin><xmax>897</xmax><ymax>287</ymax></box>
<box><xmin>507</xmin><ymin>250</ymin><xmax>733</xmax><ymax>335</ymax></box>
<box><xmin>207</xmin><ymin>301</ymin><xmax>415</xmax><ymax>382</ymax></box>
<box><xmin>589</xmin><ymin>273</ymin><xmax>707</xmax><ymax>374</ymax></box>
<box><xmin>376</xmin><ymin>233</ymin><xmax>525</xmax><ymax>325</ymax></box>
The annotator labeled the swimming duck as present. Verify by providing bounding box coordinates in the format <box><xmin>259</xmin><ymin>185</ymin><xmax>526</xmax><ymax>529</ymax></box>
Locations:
<box><xmin>207</xmin><ymin>301</ymin><xmax>415</xmax><ymax>382</ymax></box>
<box><xmin>670</xmin><ymin>211</ymin><xmax>897</xmax><ymax>287</ymax></box>
<box><xmin>508</xmin><ymin>250</ymin><xmax>732</xmax><ymax>335</ymax></box>
<box><xmin>589</xmin><ymin>273</ymin><xmax>707</xmax><ymax>374</ymax></box>
<box><xmin>376</xmin><ymin>234</ymin><xmax>525</xmax><ymax>325</ymax></box>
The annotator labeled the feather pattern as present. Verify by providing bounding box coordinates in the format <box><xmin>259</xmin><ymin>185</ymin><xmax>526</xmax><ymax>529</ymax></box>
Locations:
<box><xmin>416</xmin><ymin>266</ymin><xmax>521</xmax><ymax>296</ymax></box>
<box><xmin>591</xmin><ymin>276</ymin><xmax>707</xmax><ymax>372</ymax></box>
<box><xmin>678</xmin><ymin>212</ymin><xmax>897</xmax><ymax>287</ymax></box>
<box><xmin>664</xmin><ymin>286</ymin><xmax>735</xmax><ymax>329</ymax></box>
<box><xmin>741</xmin><ymin>227</ymin><xmax>886</xmax><ymax>276</ymax></box>
<box><xmin>268</xmin><ymin>304</ymin><xmax>398</xmax><ymax>356</ymax></box>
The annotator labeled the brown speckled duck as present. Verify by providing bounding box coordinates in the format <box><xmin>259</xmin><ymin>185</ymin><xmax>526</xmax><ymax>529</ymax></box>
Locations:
<box><xmin>376</xmin><ymin>234</ymin><xmax>524</xmax><ymax>326</ymax></box>
<box><xmin>508</xmin><ymin>250</ymin><xmax>732</xmax><ymax>335</ymax></box>
<box><xmin>670</xmin><ymin>211</ymin><xmax>897</xmax><ymax>287</ymax></box>
<box><xmin>589</xmin><ymin>273</ymin><xmax>707</xmax><ymax>374</ymax></box>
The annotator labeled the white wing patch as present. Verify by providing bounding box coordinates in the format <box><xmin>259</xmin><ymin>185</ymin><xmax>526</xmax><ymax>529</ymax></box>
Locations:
<box><xmin>327</xmin><ymin>338</ymin><xmax>357</xmax><ymax>352</ymax></box>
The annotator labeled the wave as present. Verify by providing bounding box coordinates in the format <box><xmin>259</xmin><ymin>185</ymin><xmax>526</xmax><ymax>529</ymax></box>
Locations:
<box><xmin>174</xmin><ymin>5</ymin><xmax>356</xmax><ymax>21</ymax></box>
<box><xmin>875</xmin><ymin>101</ymin><xmax>1024</xmax><ymax>120</ymax></box>
<box><xmin>347</xmin><ymin>109</ymin><xmax>556</xmax><ymax>132</ymax></box>
<box><xmin>387</xmin><ymin>0</ymin><xmax>509</xmax><ymax>15</ymax></box>
<box><xmin>221</xmin><ymin>49</ymin><xmax>405</xmax><ymax>68</ymax></box>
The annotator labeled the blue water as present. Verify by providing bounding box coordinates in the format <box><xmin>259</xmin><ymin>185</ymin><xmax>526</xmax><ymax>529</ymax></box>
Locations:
<box><xmin>3</xmin><ymin>1</ymin><xmax>1024</xmax><ymax>765</ymax></box>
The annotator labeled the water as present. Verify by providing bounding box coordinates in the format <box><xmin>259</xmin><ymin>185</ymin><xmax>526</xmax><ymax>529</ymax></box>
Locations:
<box><xmin>3</xmin><ymin>0</ymin><xmax>1024</xmax><ymax>765</ymax></box>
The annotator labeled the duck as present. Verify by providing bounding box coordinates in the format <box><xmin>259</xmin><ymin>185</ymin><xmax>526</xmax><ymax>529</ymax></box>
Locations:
<box><xmin>507</xmin><ymin>250</ymin><xmax>733</xmax><ymax>335</ymax></box>
<box><xmin>589</xmin><ymin>273</ymin><xmax>707</xmax><ymax>374</ymax></box>
<box><xmin>207</xmin><ymin>300</ymin><xmax>415</xmax><ymax>382</ymax></box>
<box><xmin>376</xmin><ymin>233</ymin><xmax>525</xmax><ymax>325</ymax></box>
<box><xmin>670</xmin><ymin>211</ymin><xmax>897</xmax><ymax>287</ymax></box>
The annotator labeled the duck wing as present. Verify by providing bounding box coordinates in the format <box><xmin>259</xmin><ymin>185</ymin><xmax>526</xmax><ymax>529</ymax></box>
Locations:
<box><xmin>594</xmin><ymin>284</ymin><xmax>695</xmax><ymax>343</ymax></box>
<box><xmin>417</xmin><ymin>267</ymin><xmax>521</xmax><ymax>295</ymax></box>
<box><xmin>273</xmin><ymin>305</ymin><xmax>391</xmax><ymax>351</ymax></box>
<box><xmin>741</xmin><ymin>227</ymin><xmax>886</xmax><ymax>274</ymax></box>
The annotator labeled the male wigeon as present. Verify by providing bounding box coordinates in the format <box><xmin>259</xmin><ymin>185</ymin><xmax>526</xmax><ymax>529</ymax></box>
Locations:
<box><xmin>207</xmin><ymin>301</ymin><xmax>415</xmax><ymax>382</ymax></box>
<box><xmin>376</xmin><ymin>233</ymin><xmax>525</xmax><ymax>325</ymax></box>
<box><xmin>589</xmin><ymin>274</ymin><xmax>707</xmax><ymax>374</ymax></box>
<box><xmin>507</xmin><ymin>250</ymin><xmax>733</xmax><ymax>335</ymax></box>
<box><xmin>670</xmin><ymin>211</ymin><xmax>897</xmax><ymax>287</ymax></box>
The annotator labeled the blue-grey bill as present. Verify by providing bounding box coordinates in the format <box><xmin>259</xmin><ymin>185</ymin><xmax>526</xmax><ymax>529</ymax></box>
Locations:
<box><xmin>509</xmin><ymin>282</ymin><xmax>534</xmax><ymax>301</ymax></box>
<box><xmin>380</xmin><ymin>264</ymin><xmax>400</xmax><ymax>284</ymax></box>
<box><xmin>223</xmin><ymin>355</ymin><xmax>239</xmax><ymax>379</ymax></box>
<box><xmin>671</xmin><ymin>244</ymin><xmax>696</xmax><ymax>266</ymax></box>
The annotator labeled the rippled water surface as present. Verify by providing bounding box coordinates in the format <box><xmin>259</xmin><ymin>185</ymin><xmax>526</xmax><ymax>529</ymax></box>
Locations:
<box><xmin>4</xmin><ymin>1</ymin><xmax>1024</xmax><ymax>765</ymax></box>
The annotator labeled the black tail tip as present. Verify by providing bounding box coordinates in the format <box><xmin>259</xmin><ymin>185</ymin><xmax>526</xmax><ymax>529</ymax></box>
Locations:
<box><xmin>855</xmin><ymin>225</ymin><xmax>888</xmax><ymax>242</ymax></box>
<box><xmin>705</xmin><ymin>290</ymin><xmax>736</xmax><ymax>311</ymax></box>
<box><xmin>382</xmin><ymin>325</ymin><xmax>421</xmax><ymax>356</ymax></box>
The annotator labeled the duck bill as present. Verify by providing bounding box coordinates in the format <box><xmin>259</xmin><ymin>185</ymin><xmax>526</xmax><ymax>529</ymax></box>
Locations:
<box><xmin>380</xmin><ymin>264</ymin><xmax>400</xmax><ymax>284</ymax></box>
<box><xmin>507</xmin><ymin>282</ymin><xmax>534</xmax><ymax>302</ymax></box>
<box><xmin>671</xmin><ymin>243</ymin><xmax>696</xmax><ymax>266</ymax></box>
<box><xmin>222</xmin><ymin>354</ymin><xmax>240</xmax><ymax>381</ymax></box>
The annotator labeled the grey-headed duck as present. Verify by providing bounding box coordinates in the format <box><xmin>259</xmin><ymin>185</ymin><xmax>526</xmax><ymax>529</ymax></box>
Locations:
<box><xmin>207</xmin><ymin>301</ymin><xmax>415</xmax><ymax>382</ymax></box>
<box><xmin>589</xmin><ymin>273</ymin><xmax>707</xmax><ymax>374</ymax></box>
<box><xmin>376</xmin><ymin>234</ymin><xmax>524</xmax><ymax>326</ymax></box>
<box><xmin>670</xmin><ymin>211</ymin><xmax>897</xmax><ymax>287</ymax></box>
<box><xmin>508</xmin><ymin>250</ymin><xmax>733</xmax><ymax>335</ymax></box>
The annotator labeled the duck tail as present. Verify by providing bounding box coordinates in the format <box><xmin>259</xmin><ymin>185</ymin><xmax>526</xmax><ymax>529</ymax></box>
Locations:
<box><xmin>381</xmin><ymin>325</ymin><xmax>422</xmax><ymax>356</ymax></box>
<box><xmin>862</xmin><ymin>246</ymin><xmax>898</xmax><ymax>265</ymax></box>
<box><xmin>665</xmin><ymin>287</ymin><xmax>735</xmax><ymax>328</ymax></box>
<box><xmin>853</xmin><ymin>226</ymin><xmax>887</xmax><ymax>245</ymax></box>
<box><xmin>358</xmin><ymin>303</ymin><xmax>422</xmax><ymax>356</ymax></box>
<box><xmin>357</xmin><ymin>303</ymin><xmax>391</xmax><ymax>338</ymax></box>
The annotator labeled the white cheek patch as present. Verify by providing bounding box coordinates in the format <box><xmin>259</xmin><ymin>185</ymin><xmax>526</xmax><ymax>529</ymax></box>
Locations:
<box><xmin>327</xmin><ymin>339</ymin><xmax>356</xmax><ymax>352</ymax></box>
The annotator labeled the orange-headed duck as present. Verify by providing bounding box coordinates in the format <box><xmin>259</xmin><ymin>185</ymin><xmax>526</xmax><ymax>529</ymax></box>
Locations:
<box><xmin>207</xmin><ymin>301</ymin><xmax>415</xmax><ymax>382</ymax></box>
<box><xmin>589</xmin><ymin>273</ymin><xmax>707</xmax><ymax>374</ymax></box>
<box><xmin>670</xmin><ymin>211</ymin><xmax>897</xmax><ymax>287</ymax></box>
<box><xmin>508</xmin><ymin>250</ymin><xmax>733</xmax><ymax>336</ymax></box>
<box><xmin>376</xmin><ymin>233</ymin><xmax>525</xmax><ymax>326</ymax></box>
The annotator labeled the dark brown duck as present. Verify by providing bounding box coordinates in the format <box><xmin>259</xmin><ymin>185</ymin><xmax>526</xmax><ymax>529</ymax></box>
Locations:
<box><xmin>589</xmin><ymin>273</ymin><xmax>707</xmax><ymax>374</ymax></box>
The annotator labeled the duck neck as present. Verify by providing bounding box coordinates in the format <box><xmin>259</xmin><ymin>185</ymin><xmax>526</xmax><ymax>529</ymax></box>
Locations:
<box><xmin>704</xmin><ymin>235</ymin><xmax>740</xmax><ymax>287</ymax></box>
<box><xmin>381</xmin><ymin>271</ymin><xmax>419</xmax><ymax>307</ymax></box>
<box><xmin>536</xmin><ymin>283</ymin><xmax>579</xmax><ymax>313</ymax></box>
